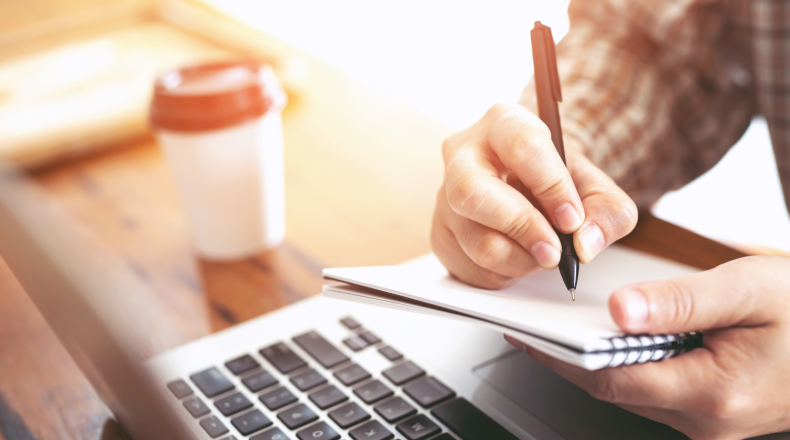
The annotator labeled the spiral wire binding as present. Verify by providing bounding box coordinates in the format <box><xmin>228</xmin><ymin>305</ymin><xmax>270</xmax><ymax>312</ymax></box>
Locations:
<box><xmin>605</xmin><ymin>331</ymin><xmax>703</xmax><ymax>368</ymax></box>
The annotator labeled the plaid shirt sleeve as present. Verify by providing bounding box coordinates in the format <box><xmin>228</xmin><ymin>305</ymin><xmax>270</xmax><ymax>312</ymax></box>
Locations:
<box><xmin>519</xmin><ymin>0</ymin><xmax>756</xmax><ymax>208</ymax></box>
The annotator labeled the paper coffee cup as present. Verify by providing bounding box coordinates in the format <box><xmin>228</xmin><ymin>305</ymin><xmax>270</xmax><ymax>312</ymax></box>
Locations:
<box><xmin>150</xmin><ymin>61</ymin><xmax>287</xmax><ymax>260</ymax></box>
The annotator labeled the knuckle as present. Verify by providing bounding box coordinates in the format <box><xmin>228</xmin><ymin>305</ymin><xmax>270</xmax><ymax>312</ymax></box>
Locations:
<box><xmin>471</xmin><ymin>233</ymin><xmax>509</xmax><ymax>269</ymax></box>
<box><xmin>486</xmin><ymin>102</ymin><xmax>514</xmax><ymax>120</ymax></box>
<box><xmin>429</xmin><ymin>217</ymin><xmax>445</xmax><ymax>244</ymax></box>
<box><xmin>496</xmin><ymin>103</ymin><xmax>547</xmax><ymax>128</ymax></box>
<box><xmin>430</xmin><ymin>220</ymin><xmax>454</xmax><ymax>253</ymax></box>
<box><xmin>445</xmin><ymin>174</ymin><xmax>486</xmax><ymax>216</ymax></box>
<box><xmin>600</xmin><ymin>195</ymin><xmax>638</xmax><ymax>238</ymax></box>
<box><xmin>661</xmin><ymin>281</ymin><xmax>696</xmax><ymax>328</ymax></box>
<box><xmin>435</xmin><ymin>185</ymin><xmax>446</xmax><ymax>204</ymax></box>
<box><xmin>703</xmin><ymin>385</ymin><xmax>749</xmax><ymax>422</ymax></box>
<box><xmin>475</xmin><ymin>269</ymin><xmax>515</xmax><ymax>290</ymax></box>
<box><xmin>618</xmin><ymin>198</ymin><xmax>639</xmax><ymax>233</ymax></box>
<box><xmin>503</xmin><ymin>214</ymin><xmax>534</xmax><ymax>242</ymax></box>
<box><xmin>441</xmin><ymin>136</ymin><xmax>460</xmax><ymax>162</ymax></box>
<box><xmin>441</xmin><ymin>138</ymin><xmax>452</xmax><ymax>159</ymax></box>
<box><xmin>505</xmin><ymin>132</ymin><xmax>570</xmax><ymax>199</ymax></box>
<box><xmin>510</xmin><ymin>130</ymin><xmax>552</xmax><ymax>157</ymax></box>
<box><xmin>433</xmin><ymin>186</ymin><xmax>454</xmax><ymax>221</ymax></box>
<box><xmin>587</xmin><ymin>373</ymin><xmax>621</xmax><ymax>403</ymax></box>
<box><xmin>506</xmin><ymin>127</ymin><xmax>550</xmax><ymax>159</ymax></box>
<box><xmin>429</xmin><ymin>227</ymin><xmax>441</xmax><ymax>251</ymax></box>
<box><xmin>532</xmin><ymin>173</ymin><xmax>572</xmax><ymax>201</ymax></box>
<box><xmin>490</xmin><ymin>105</ymin><xmax>548</xmax><ymax>137</ymax></box>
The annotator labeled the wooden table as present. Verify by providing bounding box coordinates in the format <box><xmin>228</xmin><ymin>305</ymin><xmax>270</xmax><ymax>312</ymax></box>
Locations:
<box><xmin>0</xmin><ymin>6</ymin><xmax>747</xmax><ymax>440</ymax></box>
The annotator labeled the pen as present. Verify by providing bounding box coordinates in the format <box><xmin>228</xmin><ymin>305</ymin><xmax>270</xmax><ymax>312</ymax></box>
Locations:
<box><xmin>530</xmin><ymin>21</ymin><xmax>579</xmax><ymax>301</ymax></box>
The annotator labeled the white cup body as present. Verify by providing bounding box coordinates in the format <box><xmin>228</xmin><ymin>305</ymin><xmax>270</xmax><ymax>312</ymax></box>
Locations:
<box><xmin>157</xmin><ymin>112</ymin><xmax>284</xmax><ymax>260</ymax></box>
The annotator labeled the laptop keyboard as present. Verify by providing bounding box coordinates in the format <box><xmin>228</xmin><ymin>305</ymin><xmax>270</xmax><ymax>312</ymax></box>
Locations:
<box><xmin>166</xmin><ymin>316</ymin><xmax>518</xmax><ymax>440</ymax></box>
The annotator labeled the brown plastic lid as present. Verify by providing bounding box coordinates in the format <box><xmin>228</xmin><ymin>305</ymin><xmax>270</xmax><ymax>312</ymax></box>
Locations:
<box><xmin>150</xmin><ymin>60</ymin><xmax>286</xmax><ymax>132</ymax></box>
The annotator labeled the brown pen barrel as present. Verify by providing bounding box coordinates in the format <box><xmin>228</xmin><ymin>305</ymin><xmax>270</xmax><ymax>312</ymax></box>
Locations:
<box><xmin>531</xmin><ymin>21</ymin><xmax>579</xmax><ymax>294</ymax></box>
<box><xmin>530</xmin><ymin>22</ymin><xmax>566</xmax><ymax>164</ymax></box>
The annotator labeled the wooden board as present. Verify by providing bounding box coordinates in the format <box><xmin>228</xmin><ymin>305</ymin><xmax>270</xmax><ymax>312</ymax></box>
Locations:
<box><xmin>0</xmin><ymin>23</ymin><xmax>237</xmax><ymax>167</ymax></box>
<box><xmin>0</xmin><ymin>0</ymin><xmax>305</xmax><ymax>170</ymax></box>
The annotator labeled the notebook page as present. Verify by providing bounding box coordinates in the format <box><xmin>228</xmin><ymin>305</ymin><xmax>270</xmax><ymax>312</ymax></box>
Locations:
<box><xmin>323</xmin><ymin>283</ymin><xmax>617</xmax><ymax>370</ymax></box>
<box><xmin>323</xmin><ymin>245</ymin><xmax>698</xmax><ymax>352</ymax></box>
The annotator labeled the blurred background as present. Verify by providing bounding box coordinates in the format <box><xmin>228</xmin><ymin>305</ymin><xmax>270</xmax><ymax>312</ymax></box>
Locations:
<box><xmin>1</xmin><ymin>0</ymin><xmax>788</xmax><ymax>254</ymax></box>
<box><xmin>203</xmin><ymin>0</ymin><xmax>790</xmax><ymax>255</ymax></box>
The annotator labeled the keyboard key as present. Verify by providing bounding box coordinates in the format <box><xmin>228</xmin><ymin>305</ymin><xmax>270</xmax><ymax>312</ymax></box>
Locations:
<box><xmin>349</xmin><ymin>420</ymin><xmax>394</xmax><ymax>440</ymax></box>
<box><xmin>430</xmin><ymin>435</ymin><xmax>454</xmax><ymax>440</ymax></box>
<box><xmin>431</xmin><ymin>397</ymin><xmax>518</xmax><ymax>440</ymax></box>
<box><xmin>290</xmin><ymin>368</ymin><xmax>327</xmax><ymax>391</ymax></box>
<box><xmin>219</xmin><ymin>436</ymin><xmax>238</xmax><ymax>440</ymax></box>
<box><xmin>340</xmin><ymin>317</ymin><xmax>362</xmax><ymax>330</ymax></box>
<box><xmin>308</xmin><ymin>385</ymin><xmax>348</xmax><ymax>409</ymax></box>
<box><xmin>334</xmin><ymin>363</ymin><xmax>371</xmax><ymax>386</ymax></box>
<box><xmin>343</xmin><ymin>336</ymin><xmax>369</xmax><ymax>352</ymax></box>
<box><xmin>396</xmin><ymin>414</ymin><xmax>440</xmax><ymax>440</ymax></box>
<box><xmin>231</xmin><ymin>409</ymin><xmax>272</xmax><ymax>435</ymax></box>
<box><xmin>297</xmin><ymin>421</ymin><xmax>340</xmax><ymax>440</ymax></box>
<box><xmin>353</xmin><ymin>379</ymin><xmax>393</xmax><ymax>404</ymax></box>
<box><xmin>215</xmin><ymin>392</ymin><xmax>253</xmax><ymax>416</ymax></box>
<box><xmin>182</xmin><ymin>396</ymin><xmax>210</xmax><ymax>418</ymax></box>
<box><xmin>191</xmin><ymin>367</ymin><xmax>235</xmax><ymax>398</ymax></box>
<box><xmin>200</xmin><ymin>416</ymin><xmax>230</xmax><ymax>438</ymax></box>
<box><xmin>167</xmin><ymin>379</ymin><xmax>193</xmax><ymax>398</ymax></box>
<box><xmin>374</xmin><ymin>397</ymin><xmax>416</xmax><ymax>423</ymax></box>
<box><xmin>378</xmin><ymin>346</ymin><xmax>403</xmax><ymax>361</ymax></box>
<box><xmin>382</xmin><ymin>361</ymin><xmax>425</xmax><ymax>386</ymax></box>
<box><xmin>328</xmin><ymin>402</ymin><xmax>370</xmax><ymax>429</ymax></box>
<box><xmin>293</xmin><ymin>331</ymin><xmax>349</xmax><ymax>369</ymax></box>
<box><xmin>242</xmin><ymin>369</ymin><xmax>278</xmax><ymax>392</ymax></box>
<box><xmin>259</xmin><ymin>386</ymin><xmax>298</xmax><ymax>411</ymax></box>
<box><xmin>277</xmin><ymin>403</ymin><xmax>318</xmax><ymax>430</ymax></box>
<box><xmin>359</xmin><ymin>331</ymin><xmax>381</xmax><ymax>345</ymax></box>
<box><xmin>225</xmin><ymin>354</ymin><xmax>260</xmax><ymax>375</ymax></box>
<box><xmin>403</xmin><ymin>377</ymin><xmax>455</xmax><ymax>408</ymax></box>
<box><xmin>260</xmin><ymin>342</ymin><xmax>308</xmax><ymax>374</ymax></box>
<box><xmin>251</xmin><ymin>427</ymin><xmax>292</xmax><ymax>440</ymax></box>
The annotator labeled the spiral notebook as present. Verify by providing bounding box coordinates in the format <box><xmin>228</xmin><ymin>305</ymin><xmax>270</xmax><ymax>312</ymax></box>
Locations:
<box><xmin>322</xmin><ymin>245</ymin><xmax>704</xmax><ymax>371</ymax></box>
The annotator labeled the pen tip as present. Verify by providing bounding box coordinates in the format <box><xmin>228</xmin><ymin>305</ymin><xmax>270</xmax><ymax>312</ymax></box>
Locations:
<box><xmin>570</xmin><ymin>289</ymin><xmax>575</xmax><ymax>301</ymax></box>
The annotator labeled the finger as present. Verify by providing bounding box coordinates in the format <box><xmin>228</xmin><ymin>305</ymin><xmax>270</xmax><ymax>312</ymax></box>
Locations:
<box><xmin>507</xmin><ymin>334</ymin><xmax>719</xmax><ymax>409</ymax></box>
<box><xmin>486</xmin><ymin>104</ymin><xmax>585</xmax><ymax>234</ymax></box>
<box><xmin>608</xmin><ymin>256</ymin><xmax>783</xmax><ymax>334</ymax></box>
<box><xmin>431</xmin><ymin>191</ymin><xmax>519</xmax><ymax>289</ymax></box>
<box><xmin>567</xmin><ymin>150</ymin><xmax>638</xmax><ymax>263</ymax></box>
<box><xmin>443</xmin><ymin>144</ymin><xmax>561</xmax><ymax>269</ymax></box>
<box><xmin>439</xmin><ymin>185</ymin><xmax>541</xmax><ymax>277</ymax></box>
<box><xmin>451</xmin><ymin>215</ymin><xmax>542</xmax><ymax>278</ymax></box>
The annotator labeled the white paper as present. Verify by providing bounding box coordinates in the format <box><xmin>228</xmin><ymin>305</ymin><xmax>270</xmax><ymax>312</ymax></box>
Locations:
<box><xmin>323</xmin><ymin>245</ymin><xmax>697</xmax><ymax>353</ymax></box>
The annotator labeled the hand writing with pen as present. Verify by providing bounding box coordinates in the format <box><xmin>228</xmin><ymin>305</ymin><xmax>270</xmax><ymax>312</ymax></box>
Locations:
<box><xmin>432</xmin><ymin>103</ymin><xmax>790</xmax><ymax>439</ymax></box>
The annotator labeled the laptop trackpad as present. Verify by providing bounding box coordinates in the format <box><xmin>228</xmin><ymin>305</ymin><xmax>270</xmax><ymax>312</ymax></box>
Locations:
<box><xmin>473</xmin><ymin>351</ymin><xmax>688</xmax><ymax>440</ymax></box>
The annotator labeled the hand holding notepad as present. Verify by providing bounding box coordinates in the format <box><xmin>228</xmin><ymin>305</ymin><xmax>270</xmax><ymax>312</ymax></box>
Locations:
<box><xmin>323</xmin><ymin>245</ymin><xmax>703</xmax><ymax>370</ymax></box>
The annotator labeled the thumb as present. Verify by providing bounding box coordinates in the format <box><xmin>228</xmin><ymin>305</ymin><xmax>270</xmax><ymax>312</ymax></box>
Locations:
<box><xmin>608</xmin><ymin>256</ymin><xmax>780</xmax><ymax>334</ymax></box>
<box><xmin>567</xmin><ymin>150</ymin><xmax>637</xmax><ymax>264</ymax></box>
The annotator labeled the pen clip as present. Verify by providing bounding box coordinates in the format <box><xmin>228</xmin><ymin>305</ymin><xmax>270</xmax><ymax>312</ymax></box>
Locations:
<box><xmin>535</xmin><ymin>22</ymin><xmax>563</xmax><ymax>102</ymax></box>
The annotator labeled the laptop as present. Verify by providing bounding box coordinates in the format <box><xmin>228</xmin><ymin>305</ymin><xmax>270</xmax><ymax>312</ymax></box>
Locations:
<box><xmin>2</xmin><ymin>165</ymin><xmax>774</xmax><ymax>440</ymax></box>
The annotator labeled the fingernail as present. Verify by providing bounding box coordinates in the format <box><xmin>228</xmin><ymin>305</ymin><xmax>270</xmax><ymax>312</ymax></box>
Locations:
<box><xmin>554</xmin><ymin>203</ymin><xmax>582</xmax><ymax>232</ymax></box>
<box><xmin>617</xmin><ymin>288</ymin><xmax>648</xmax><ymax>330</ymax></box>
<box><xmin>578</xmin><ymin>223</ymin><xmax>605</xmax><ymax>259</ymax></box>
<box><xmin>530</xmin><ymin>241</ymin><xmax>560</xmax><ymax>269</ymax></box>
